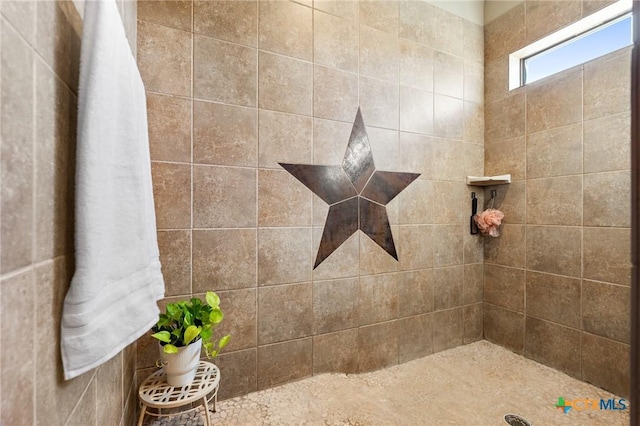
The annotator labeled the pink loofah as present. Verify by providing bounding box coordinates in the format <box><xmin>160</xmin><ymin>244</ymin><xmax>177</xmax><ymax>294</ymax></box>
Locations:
<box><xmin>474</xmin><ymin>209</ymin><xmax>505</xmax><ymax>237</ymax></box>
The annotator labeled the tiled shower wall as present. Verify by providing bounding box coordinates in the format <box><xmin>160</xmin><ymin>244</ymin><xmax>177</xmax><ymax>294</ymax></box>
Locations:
<box><xmin>0</xmin><ymin>1</ymin><xmax>139</xmax><ymax>425</ymax></box>
<box><xmin>136</xmin><ymin>0</ymin><xmax>485</xmax><ymax>399</ymax></box>
<box><xmin>483</xmin><ymin>0</ymin><xmax>631</xmax><ymax>397</ymax></box>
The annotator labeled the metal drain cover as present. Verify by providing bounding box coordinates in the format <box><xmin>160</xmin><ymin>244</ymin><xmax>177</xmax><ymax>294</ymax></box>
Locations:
<box><xmin>504</xmin><ymin>414</ymin><xmax>531</xmax><ymax>426</ymax></box>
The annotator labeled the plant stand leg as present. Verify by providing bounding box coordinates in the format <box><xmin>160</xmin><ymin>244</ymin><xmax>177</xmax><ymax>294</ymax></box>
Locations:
<box><xmin>137</xmin><ymin>404</ymin><xmax>147</xmax><ymax>426</ymax></box>
<box><xmin>206</xmin><ymin>387</ymin><xmax>218</xmax><ymax>413</ymax></box>
<box><xmin>202</xmin><ymin>397</ymin><xmax>212</xmax><ymax>426</ymax></box>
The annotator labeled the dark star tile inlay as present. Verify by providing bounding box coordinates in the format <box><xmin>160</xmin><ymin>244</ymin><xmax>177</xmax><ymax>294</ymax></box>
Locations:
<box><xmin>316</xmin><ymin>197</ymin><xmax>359</xmax><ymax>267</ymax></box>
<box><xmin>342</xmin><ymin>109</ymin><xmax>375</xmax><ymax>193</ymax></box>
<box><xmin>360</xmin><ymin>171</ymin><xmax>420</xmax><ymax>205</ymax></box>
<box><xmin>359</xmin><ymin>197</ymin><xmax>397</xmax><ymax>260</ymax></box>
<box><xmin>279</xmin><ymin>164</ymin><xmax>356</xmax><ymax>205</ymax></box>
<box><xmin>279</xmin><ymin>107</ymin><xmax>421</xmax><ymax>268</ymax></box>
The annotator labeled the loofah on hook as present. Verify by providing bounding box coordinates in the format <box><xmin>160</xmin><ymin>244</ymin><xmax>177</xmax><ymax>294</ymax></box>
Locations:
<box><xmin>474</xmin><ymin>209</ymin><xmax>505</xmax><ymax>237</ymax></box>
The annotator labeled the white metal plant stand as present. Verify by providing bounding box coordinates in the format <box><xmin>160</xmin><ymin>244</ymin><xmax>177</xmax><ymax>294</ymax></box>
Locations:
<box><xmin>137</xmin><ymin>361</ymin><xmax>220</xmax><ymax>426</ymax></box>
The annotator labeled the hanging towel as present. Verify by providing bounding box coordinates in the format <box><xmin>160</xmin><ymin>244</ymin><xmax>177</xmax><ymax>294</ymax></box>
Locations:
<box><xmin>61</xmin><ymin>0</ymin><xmax>165</xmax><ymax>380</ymax></box>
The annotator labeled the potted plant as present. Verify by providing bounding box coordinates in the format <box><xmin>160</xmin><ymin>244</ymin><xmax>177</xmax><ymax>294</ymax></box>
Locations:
<box><xmin>151</xmin><ymin>291</ymin><xmax>230</xmax><ymax>386</ymax></box>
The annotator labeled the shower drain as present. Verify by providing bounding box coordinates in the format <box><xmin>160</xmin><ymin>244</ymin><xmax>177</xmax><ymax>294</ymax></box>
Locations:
<box><xmin>504</xmin><ymin>413</ymin><xmax>531</xmax><ymax>426</ymax></box>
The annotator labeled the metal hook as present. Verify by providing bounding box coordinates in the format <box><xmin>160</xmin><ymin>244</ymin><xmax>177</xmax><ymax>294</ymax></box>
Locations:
<box><xmin>489</xmin><ymin>190</ymin><xmax>497</xmax><ymax>209</ymax></box>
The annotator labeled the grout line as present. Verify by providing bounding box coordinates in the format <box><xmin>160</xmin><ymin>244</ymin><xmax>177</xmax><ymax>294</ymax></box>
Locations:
<box><xmin>0</xmin><ymin>257</ymin><xmax>59</xmax><ymax>281</ymax></box>
<box><xmin>30</xmin><ymin>7</ymin><xmax>38</xmax><ymax>423</ymax></box>
<box><xmin>581</xmin><ymin>329</ymin><xmax>631</xmax><ymax>347</ymax></box>
<box><xmin>186</xmin><ymin>2</ymin><xmax>196</xmax><ymax>297</ymax></box>
<box><xmin>522</xmin><ymin>11</ymin><xmax>528</xmax><ymax>353</ymax></box>
<box><xmin>120</xmin><ymin>350</ymin><xmax>125</xmax><ymax>417</ymax></box>
<box><xmin>580</xmin><ymin>61</ymin><xmax>585</xmax><ymax>377</ymax></box>
<box><xmin>310</xmin><ymin>1</ymin><xmax>316</xmax><ymax>375</ymax></box>
<box><xmin>0</xmin><ymin>14</ymin><xmax>3</xmax><ymax>420</ymax></box>
<box><xmin>190</xmin><ymin>0</ymin><xmax>194</xmax><ymax>298</ymax></box>
<box><xmin>427</xmin><ymin>16</ymin><xmax>440</xmax><ymax>351</ymax></box>
<box><xmin>355</xmin><ymin>1</ymin><xmax>363</xmax><ymax>372</ymax></box>
<box><xmin>94</xmin><ymin>375</ymin><xmax>98</xmax><ymax>426</ymax></box>
<box><xmin>64</xmin><ymin>371</ymin><xmax>98</xmax><ymax>426</ymax></box>
<box><xmin>254</xmin><ymin>0</ymin><xmax>260</xmax><ymax>383</ymax></box>
<box><xmin>149</xmin><ymin>85</ymin><xmax>473</xmax><ymax>139</ymax></box>
<box><xmin>139</xmin><ymin>17</ymin><xmax>196</xmax><ymax>38</ymax></box>
<box><xmin>2</xmin><ymin>14</ymin><xmax>79</xmax><ymax>98</ymax></box>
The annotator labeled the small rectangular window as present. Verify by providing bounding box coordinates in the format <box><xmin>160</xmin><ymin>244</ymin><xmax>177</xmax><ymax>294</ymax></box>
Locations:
<box><xmin>523</xmin><ymin>14</ymin><xmax>632</xmax><ymax>85</ymax></box>
<box><xmin>508</xmin><ymin>0</ymin><xmax>632</xmax><ymax>89</ymax></box>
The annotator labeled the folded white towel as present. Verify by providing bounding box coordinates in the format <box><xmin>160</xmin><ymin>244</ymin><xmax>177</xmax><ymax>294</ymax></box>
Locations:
<box><xmin>61</xmin><ymin>0</ymin><xmax>165</xmax><ymax>380</ymax></box>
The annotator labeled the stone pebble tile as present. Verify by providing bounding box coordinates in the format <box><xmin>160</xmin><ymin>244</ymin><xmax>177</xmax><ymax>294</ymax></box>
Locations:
<box><xmin>145</xmin><ymin>341</ymin><xmax>628</xmax><ymax>425</ymax></box>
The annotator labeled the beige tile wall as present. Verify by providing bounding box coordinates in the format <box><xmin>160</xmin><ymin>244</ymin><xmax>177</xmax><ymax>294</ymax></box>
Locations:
<box><xmin>0</xmin><ymin>1</ymin><xmax>139</xmax><ymax>425</ymax></box>
<box><xmin>483</xmin><ymin>0</ymin><xmax>631</xmax><ymax>398</ymax></box>
<box><xmin>137</xmin><ymin>0</ymin><xmax>485</xmax><ymax>400</ymax></box>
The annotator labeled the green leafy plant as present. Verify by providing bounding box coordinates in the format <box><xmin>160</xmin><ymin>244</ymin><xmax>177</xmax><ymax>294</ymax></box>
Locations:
<box><xmin>151</xmin><ymin>291</ymin><xmax>230</xmax><ymax>357</ymax></box>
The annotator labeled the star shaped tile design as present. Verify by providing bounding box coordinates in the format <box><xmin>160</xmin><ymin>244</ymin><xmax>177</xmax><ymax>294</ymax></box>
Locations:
<box><xmin>280</xmin><ymin>108</ymin><xmax>421</xmax><ymax>268</ymax></box>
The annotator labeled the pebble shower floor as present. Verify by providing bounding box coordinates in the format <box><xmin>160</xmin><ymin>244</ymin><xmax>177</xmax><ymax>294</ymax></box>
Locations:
<box><xmin>143</xmin><ymin>340</ymin><xmax>628</xmax><ymax>425</ymax></box>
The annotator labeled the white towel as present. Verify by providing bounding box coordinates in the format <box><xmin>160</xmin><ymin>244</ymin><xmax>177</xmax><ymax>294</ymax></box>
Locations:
<box><xmin>61</xmin><ymin>0</ymin><xmax>165</xmax><ymax>380</ymax></box>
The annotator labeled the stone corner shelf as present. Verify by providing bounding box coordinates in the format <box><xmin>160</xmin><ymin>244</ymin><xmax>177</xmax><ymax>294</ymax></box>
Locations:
<box><xmin>465</xmin><ymin>174</ymin><xmax>511</xmax><ymax>186</ymax></box>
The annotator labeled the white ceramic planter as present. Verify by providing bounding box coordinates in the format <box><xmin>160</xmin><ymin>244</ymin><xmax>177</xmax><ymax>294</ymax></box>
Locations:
<box><xmin>160</xmin><ymin>339</ymin><xmax>202</xmax><ymax>386</ymax></box>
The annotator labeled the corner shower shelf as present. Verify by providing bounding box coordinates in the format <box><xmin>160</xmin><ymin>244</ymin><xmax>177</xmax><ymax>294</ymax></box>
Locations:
<box><xmin>466</xmin><ymin>174</ymin><xmax>511</xmax><ymax>186</ymax></box>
